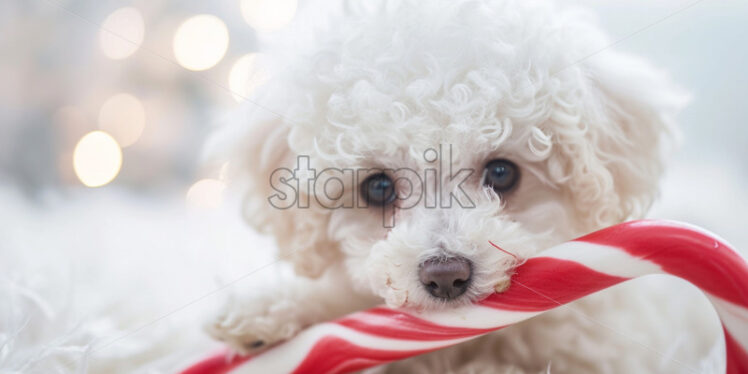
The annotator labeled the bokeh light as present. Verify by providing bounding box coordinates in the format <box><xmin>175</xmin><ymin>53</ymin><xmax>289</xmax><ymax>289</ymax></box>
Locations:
<box><xmin>228</xmin><ymin>53</ymin><xmax>269</xmax><ymax>102</ymax></box>
<box><xmin>73</xmin><ymin>131</ymin><xmax>123</xmax><ymax>187</ymax></box>
<box><xmin>98</xmin><ymin>93</ymin><xmax>146</xmax><ymax>147</ymax></box>
<box><xmin>173</xmin><ymin>15</ymin><xmax>229</xmax><ymax>71</ymax></box>
<box><xmin>240</xmin><ymin>0</ymin><xmax>297</xmax><ymax>32</ymax></box>
<box><xmin>186</xmin><ymin>178</ymin><xmax>226</xmax><ymax>209</ymax></box>
<box><xmin>99</xmin><ymin>7</ymin><xmax>145</xmax><ymax>60</ymax></box>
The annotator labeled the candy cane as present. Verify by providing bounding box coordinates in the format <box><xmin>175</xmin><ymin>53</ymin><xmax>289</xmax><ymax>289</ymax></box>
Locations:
<box><xmin>180</xmin><ymin>220</ymin><xmax>748</xmax><ymax>374</ymax></box>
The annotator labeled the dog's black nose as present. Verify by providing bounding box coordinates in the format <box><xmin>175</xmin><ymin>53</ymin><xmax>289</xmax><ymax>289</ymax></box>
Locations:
<box><xmin>419</xmin><ymin>257</ymin><xmax>472</xmax><ymax>300</ymax></box>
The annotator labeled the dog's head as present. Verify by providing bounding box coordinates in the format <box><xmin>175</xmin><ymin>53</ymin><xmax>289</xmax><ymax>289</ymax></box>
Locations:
<box><xmin>212</xmin><ymin>0</ymin><xmax>687</xmax><ymax>309</ymax></box>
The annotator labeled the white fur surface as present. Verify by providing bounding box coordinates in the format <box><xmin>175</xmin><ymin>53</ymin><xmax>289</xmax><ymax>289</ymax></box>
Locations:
<box><xmin>0</xmin><ymin>187</ymin><xmax>278</xmax><ymax>373</ymax></box>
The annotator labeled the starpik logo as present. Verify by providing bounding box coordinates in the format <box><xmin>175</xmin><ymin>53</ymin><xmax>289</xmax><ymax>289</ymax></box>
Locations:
<box><xmin>266</xmin><ymin>145</ymin><xmax>477</xmax><ymax>227</ymax></box>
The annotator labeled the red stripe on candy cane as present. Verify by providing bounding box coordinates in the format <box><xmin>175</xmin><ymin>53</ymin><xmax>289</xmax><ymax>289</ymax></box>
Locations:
<box><xmin>180</xmin><ymin>220</ymin><xmax>748</xmax><ymax>374</ymax></box>
<box><xmin>336</xmin><ymin>307</ymin><xmax>496</xmax><ymax>340</ymax></box>
<box><xmin>290</xmin><ymin>337</ymin><xmax>437</xmax><ymax>374</ymax></box>
<box><xmin>180</xmin><ymin>350</ymin><xmax>249</xmax><ymax>374</ymax></box>
<box><xmin>725</xmin><ymin>328</ymin><xmax>748</xmax><ymax>374</ymax></box>
<box><xmin>480</xmin><ymin>257</ymin><xmax>628</xmax><ymax>311</ymax></box>
<box><xmin>579</xmin><ymin>221</ymin><xmax>748</xmax><ymax>309</ymax></box>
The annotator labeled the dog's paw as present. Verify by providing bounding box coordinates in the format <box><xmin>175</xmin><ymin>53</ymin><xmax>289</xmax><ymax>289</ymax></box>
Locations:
<box><xmin>204</xmin><ymin>294</ymin><xmax>303</xmax><ymax>355</ymax></box>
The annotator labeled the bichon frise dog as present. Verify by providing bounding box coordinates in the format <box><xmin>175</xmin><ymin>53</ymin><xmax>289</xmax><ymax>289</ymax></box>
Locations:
<box><xmin>206</xmin><ymin>0</ymin><xmax>717</xmax><ymax>372</ymax></box>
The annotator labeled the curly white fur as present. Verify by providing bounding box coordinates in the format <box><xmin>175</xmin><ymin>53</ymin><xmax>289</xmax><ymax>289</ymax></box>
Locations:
<box><xmin>205</xmin><ymin>0</ymin><xmax>721</xmax><ymax>372</ymax></box>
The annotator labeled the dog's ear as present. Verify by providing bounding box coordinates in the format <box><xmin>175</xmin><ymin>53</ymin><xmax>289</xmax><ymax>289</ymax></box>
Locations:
<box><xmin>208</xmin><ymin>111</ymin><xmax>338</xmax><ymax>278</ymax></box>
<box><xmin>548</xmin><ymin>51</ymin><xmax>689</xmax><ymax>228</ymax></box>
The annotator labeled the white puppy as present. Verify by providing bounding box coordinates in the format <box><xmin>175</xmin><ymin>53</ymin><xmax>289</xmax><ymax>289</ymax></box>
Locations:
<box><xmin>206</xmin><ymin>0</ymin><xmax>716</xmax><ymax>372</ymax></box>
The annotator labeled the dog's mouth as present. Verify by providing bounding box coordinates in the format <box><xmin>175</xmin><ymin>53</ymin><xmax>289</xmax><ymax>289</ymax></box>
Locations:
<box><xmin>414</xmin><ymin>242</ymin><xmax>519</xmax><ymax>305</ymax></box>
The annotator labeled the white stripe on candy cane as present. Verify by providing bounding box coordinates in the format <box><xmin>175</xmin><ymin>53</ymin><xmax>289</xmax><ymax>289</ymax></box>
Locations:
<box><xmin>540</xmin><ymin>241</ymin><xmax>663</xmax><ymax>278</ymax></box>
<box><xmin>711</xmin><ymin>297</ymin><xmax>748</xmax><ymax>353</ymax></box>
<box><xmin>228</xmin><ymin>323</ymin><xmax>474</xmax><ymax>374</ymax></box>
<box><xmin>408</xmin><ymin>304</ymin><xmax>542</xmax><ymax>330</ymax></box>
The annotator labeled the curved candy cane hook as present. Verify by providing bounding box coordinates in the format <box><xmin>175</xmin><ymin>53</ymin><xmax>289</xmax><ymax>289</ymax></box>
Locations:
<box><xmin>180</xmin><ymin>220</ymin><xmax>748</xmax><ymax>374</ymax></box>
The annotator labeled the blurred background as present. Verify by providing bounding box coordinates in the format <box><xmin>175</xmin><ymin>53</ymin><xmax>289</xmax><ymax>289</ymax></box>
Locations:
<box><xmin>0</xmin><ymin>0</ymin><xmax>746</xmax><ymax>230</ymax></box>
<box><xmin>0</xmin><ymin>0</ymin><xmax>746</xmax><ymax>372</ymax></box>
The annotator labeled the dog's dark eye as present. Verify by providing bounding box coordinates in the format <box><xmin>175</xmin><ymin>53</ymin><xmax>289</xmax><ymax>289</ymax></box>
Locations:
<box><xmin>361</xmin><ymin>173</ymin><xmax>396</xmax><ymax>206</ymax></box>
<box><xmin>483</xmin><ymin>159</ymin><xmax>519</xmax><ymax>193</ymax></box>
